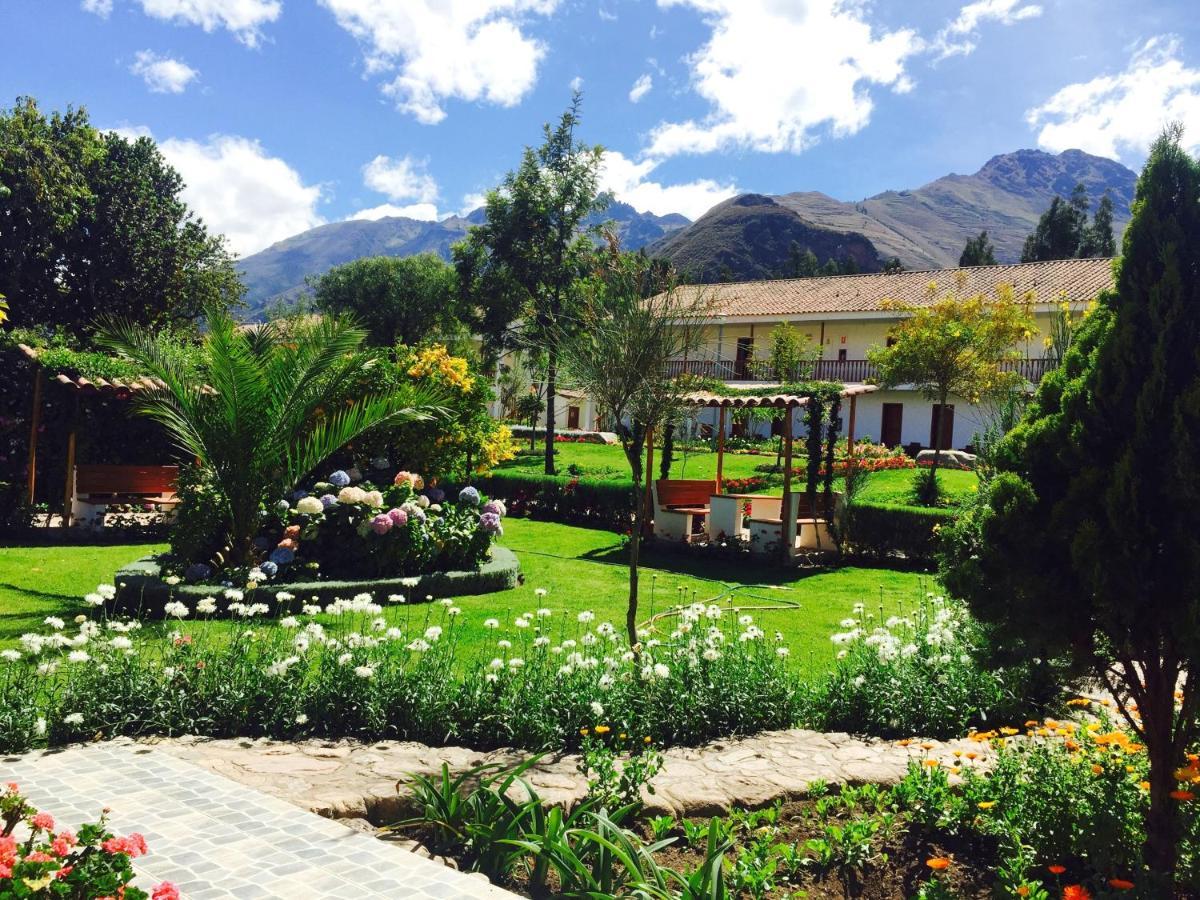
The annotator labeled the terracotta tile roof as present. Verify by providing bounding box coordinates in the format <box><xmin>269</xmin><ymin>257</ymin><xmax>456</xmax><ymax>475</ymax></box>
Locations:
<box><xmin>676</xmin><ymin>258</ymin><xmax>1116</xmax><ymax>318</ymax></box>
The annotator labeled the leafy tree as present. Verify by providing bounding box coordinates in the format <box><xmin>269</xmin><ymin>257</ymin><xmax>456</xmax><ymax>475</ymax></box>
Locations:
<box><xmin>309</xmin><ymin>254</ymin><xmax>463</xmax><ymax>347</ymax></box>
<box><xmin>1021</xmin><ymin>182</ymin><xmax>1117</xmax><ymax>263</ymax></box>
<box><xmin>98</xmin><ymin>309</ymin><xmax>439</xmax><ymax>565</ymax></box>
<box><xmin>867</xmin><ymin>278</ymin><xmax>1035</xmax><ymax>485</ymax></box>
<box><xmin>882</xmin><ymin>256</ymin><xmax>904</xmax><ymax>274</ymax></box>
<box><xmin>497</xmin><ymin>349</ymin><xmax>548</xmax><ymax>450</ymax></box>
<box><xmin>559</xmin><ymin>249</ymin><xmax>708</xmax><ymax>645</ymax></box>
<box><xmin>1080</xmin><ymin>192</ymin><xmax>1117</xmax><ymax>257</ymax></box>
<box><xmin>959</xmin><ymin>230</ymin><xmax>997</xmax><ymax>267</ymax></box>
<box><xmin>454</xmin><ymin>94</ymin><xmax>605</xmax><ymax>474</ymax></box>
<box><xmin>0</xmin><ymin>97</ymin><xmax>240</xmax><ymax>339</ymax></box>
<box><xmin>939</xmin><ymin>128</ymin><xmax>1200</xmax><ymax>877</ymax></box>
<box><xmin>820</xmin><ymin>258</ymin><xmax>841</xmax><ymax>276</ymax></box>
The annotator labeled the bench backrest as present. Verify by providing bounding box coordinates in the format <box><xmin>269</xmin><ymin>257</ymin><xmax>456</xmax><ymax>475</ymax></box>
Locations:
<box><xmin>791</xmin><ymin>492</ymin><xmax>833</xmax><ymax>519</ymax></box>
<box><xmin>76</xmin><ymin>464</ymin><xmax>179</xmax><ymax>497</ymax></box>
<box><xmin>656</xmin><ymin>479</ymin><xmax>716</xmax><ymax>508</ymax></box>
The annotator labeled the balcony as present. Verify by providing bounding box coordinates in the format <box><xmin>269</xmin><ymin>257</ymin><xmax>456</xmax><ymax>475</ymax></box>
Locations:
<box><xmin>665</xmin><ymin>357</ymin><xmax>1053</xmax><ymax>385</ymax></box>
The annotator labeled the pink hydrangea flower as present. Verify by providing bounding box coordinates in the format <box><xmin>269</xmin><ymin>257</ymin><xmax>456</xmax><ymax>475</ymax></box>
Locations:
<box><xmin>371</xmin><ymin>513</ymin><xmax>392</xmax><ymax>535</ymax></box>
<box><xmin>387</xmin><ymin>507</ymin><xmax>408</xmax><ymax>527</ymax></box>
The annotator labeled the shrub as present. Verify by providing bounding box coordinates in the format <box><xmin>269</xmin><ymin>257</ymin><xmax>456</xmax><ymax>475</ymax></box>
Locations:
<box><xmin>803</xmin><ymin>595</ymin><xmax>1057</xmax><ymax>738</ymax></box>
<box><xmin>467</xmin><ymin>471</ymin><xmax>634</xmax><ymax>531</ymax></box>
<box><xmin>843</xmin><ymin>502</ymin><xmax>952</xmax><ymax>564</ymax></box>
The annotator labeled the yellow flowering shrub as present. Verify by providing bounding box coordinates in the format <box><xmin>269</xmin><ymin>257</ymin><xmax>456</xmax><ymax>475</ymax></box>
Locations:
<box><xmin>407</xmin><ymin>344</ymin><xmax>475</xmax><ymax>392</ymax></box>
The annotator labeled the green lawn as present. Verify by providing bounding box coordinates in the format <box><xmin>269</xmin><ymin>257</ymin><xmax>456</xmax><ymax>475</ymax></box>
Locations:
<box><xmin>0</xmin><ymin>520</ymin><xmax>935</xmax><ymax>677</ymax></box>
<box><xmin>498</xmin><ymin>440</ymin><xmax>979</xmax><ymax>505</ymax></box>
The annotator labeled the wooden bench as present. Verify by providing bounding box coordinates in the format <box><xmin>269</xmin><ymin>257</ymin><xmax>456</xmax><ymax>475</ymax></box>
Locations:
<box><xmin>71</xmin><ymin>464</ymin><xmax>180</xmax><ymax>528</ymax></box>
<box><xmin>653</xmin><ymin>479</ymin><xmax>717</xmax><ymax>542</ymax></box>
<box><xmin>746</xmin><ymin>493</ymin><xmax>838</xmax><ymax>555</ymax></box>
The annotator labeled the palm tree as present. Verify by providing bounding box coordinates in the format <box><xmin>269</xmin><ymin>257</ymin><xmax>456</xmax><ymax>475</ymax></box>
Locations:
<box><xmin>99</xmin><ymin>309</ymin><xmax>441</xmax><ymax>564</ymax></box>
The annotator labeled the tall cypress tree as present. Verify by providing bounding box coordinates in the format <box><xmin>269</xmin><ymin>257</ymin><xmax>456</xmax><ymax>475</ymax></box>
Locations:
<box><xmin>941</xmin><ymin>126</ymin><xmax>1200</xmax><ymax>876</ymax></box>
<box><xmin>959</xmin><ymin>230</ymin><xmax>997</xmax><ymax>267</ymax></box>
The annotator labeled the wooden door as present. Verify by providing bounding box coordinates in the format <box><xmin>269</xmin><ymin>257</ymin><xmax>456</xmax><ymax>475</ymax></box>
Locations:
<box><xmin>930</xmin><ymin>404</ymin><xmax>954</xmax><ymax>450</ymax></box>
<box><xmin>735</xmin><ymin>337</ymin><xmax>753</xmax><ymax>379</ymax></box>
<box><xmin>567</xmin><ymin>406</ymin><xmax>580</xmax><ymax>430</ymax></box>
<box><xmin>880</xmin><ymin>403</ymin><xmax>903</xmax><ymax>447</ymax></box>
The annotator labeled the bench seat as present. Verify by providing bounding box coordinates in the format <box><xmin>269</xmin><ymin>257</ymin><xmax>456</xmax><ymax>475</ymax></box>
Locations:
<box><xmin>653</xmin><ymin>479</ymin><xmax>717</xmax><ymax>542</ymax></box>
<box><xmin>71</xmin><ymin>464</ymin><xmax>180</xmax><ymax>528</ymax></box>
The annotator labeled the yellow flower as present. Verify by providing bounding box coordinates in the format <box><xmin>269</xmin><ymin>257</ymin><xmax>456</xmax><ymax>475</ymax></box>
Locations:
<box><xmin>594</xmin><ymin>725</ymin><xmax>611</xmax><ymax>735</ymax></box>
<box><xmin>977</xmin><ymin>801</ymin><xmax>997</xmax><ymax>810</ymax></box>
<box><xmin>580</xmin><ymin>727</ymin><xmax>589</xmax><ymax>736</ymax></box>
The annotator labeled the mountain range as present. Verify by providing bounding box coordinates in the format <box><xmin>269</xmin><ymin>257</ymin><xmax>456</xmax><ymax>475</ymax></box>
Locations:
<box><xmin>237</xmin><ymin>202</ymin><xmax>689</xmax><ymax>317</ymax></box>
<box><xmin>652</xmin><ymin>149</ymin><xmax>1137</xmax><ymax>281</ymax></box>
<box><xmin>236</xmin><ymin>148</ymin><xmax>1138</xmax><ymax>315</ymax></box>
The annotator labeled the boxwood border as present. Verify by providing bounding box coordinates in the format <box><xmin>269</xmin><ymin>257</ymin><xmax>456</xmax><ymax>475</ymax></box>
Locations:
<box><xmin>111</xmin><ymin>546</ymin><xmax>522</xmax><ymax>617</ymax></box>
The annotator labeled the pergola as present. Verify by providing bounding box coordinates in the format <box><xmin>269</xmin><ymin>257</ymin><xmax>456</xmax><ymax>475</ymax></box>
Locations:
<box><xmin>18</xmin><ymin>343</ymin><xmax>171</xmax><ymax>525</ymax></box>
<box><xmin>643</xmin><ymin>382</ymin><xmax>878</xmax><ymax>553</ymax></box>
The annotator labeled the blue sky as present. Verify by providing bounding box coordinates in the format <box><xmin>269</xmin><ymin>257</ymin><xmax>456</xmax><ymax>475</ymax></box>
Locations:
<box><xmin>4</xmin><ymin>0</ymin><xmax>1200</xmax><ymax>256</ymax></box>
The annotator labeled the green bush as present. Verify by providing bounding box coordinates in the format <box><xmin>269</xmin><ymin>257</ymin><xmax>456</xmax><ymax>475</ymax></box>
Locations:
<box><xmin>467</xmin><ymin>471</ymin><xmax>634</xmax><ymax>531</ymax></box>
<box><xmin>845</xmin><ymin>501</ymin><xmax>953</xmax><ymax>564</ymax></box>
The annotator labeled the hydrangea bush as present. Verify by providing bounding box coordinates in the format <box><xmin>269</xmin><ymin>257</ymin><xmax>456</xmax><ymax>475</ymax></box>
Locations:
<box><xmin>0</xmin><ymin>591</ymin><xmax>801</xmax><ymax>754</ymax></box>
<box><xmin>178</xmin><ymin>469</ymin><xmax>504</xmax><ymax>585</ymax></box>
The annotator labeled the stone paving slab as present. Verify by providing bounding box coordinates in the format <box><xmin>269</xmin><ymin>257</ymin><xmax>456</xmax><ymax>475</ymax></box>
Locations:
<box><xmin>149</xmin><ymin>728</ymin><xmax>1001</xmax><ymax>824</ymax></box>
<box><xmin>0</xmin><ymin>742</ymin><xmax>517</xmax><ymax>900</ymax></box>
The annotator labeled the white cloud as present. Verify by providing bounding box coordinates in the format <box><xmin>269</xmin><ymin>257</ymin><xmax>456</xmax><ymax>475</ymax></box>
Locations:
<box><xmin>646</xmin><ymin>0</ymin><xmax>921</xmax><ymax>158</ymax></box>
<box><xmin>134</xmin><ymin>0</ymin><xmax>281</xmax><ymax>45</ymax></box>
<box><xmin>130</xmin><ymin>50</ymin><xmax>198</xmax><ymax>93</ymax></box>
<box><xmin>349</xmin><ymin>203</ymin><xmax>440</xmax><ymax>222</ymax></box>
<box><xmin>81</xmin><ymin>0</ymin><xmax>113</xmax><ymax>17</ymax></box>
<box><xmin>933</xmin><ymin>0</ymin><xmax>1042</xmax><ymax>60</ymax></box>
<box><xmin>1027</xmin><ymin>36</ymin><xmax>1200</xmax><ymax>161</ymax></box>
<box><xmin>570</xmin><ymin>75</ymin><xmax>584</xmax><ymax>92</ymax></box>
<box><xmin>362</xmin><ymin>155</ymin><xmax>439</xmax><ymax>204</ymax></box>
<box><xmin>458</xmin><ymin>192</ymin><xmax>487</xmax><ymax>216</ymax></box>
<box><xmin>628</xmin><ymin>73</ymin><xmax>653</xmax><ymax>103</ymax></box>
<box><xmin>319</xmin><ymin>0</ymin><xmax>558</xmax><ymax>124</ymax></box>
<box><xmin>108</xmin><ymin>123</ymin><xmax>155</xmax><ymax>141</ymax></box>
<box><xmin>154</xmin><ymin>135</ymin><xmax>324</xmax><ymax>256</ymax></box>
<box><xmin>599</xmin><ymin>150</ymin><xmax>736</xmax><ymax>220</ymax></box>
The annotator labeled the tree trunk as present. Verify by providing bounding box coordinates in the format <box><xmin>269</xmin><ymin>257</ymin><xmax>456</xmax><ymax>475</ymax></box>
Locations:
<box><xmin>627</xmin><ymin>476</ymin><xmax>642</xmax><ymax>648</ymax></box>
<box><xmin>544</xmin><ymin>352</ymin><xmax>557</xmax><ymax>475</ymax></box>
<box><xmin>930</xmin><ymin>388</ymin><xmax>947</xmax><ymax>480</ymax></box>
<box><xmin>1142</xmin><ymin>662</ymin><xmax>1181</xmax><ymax>876</ymax></box>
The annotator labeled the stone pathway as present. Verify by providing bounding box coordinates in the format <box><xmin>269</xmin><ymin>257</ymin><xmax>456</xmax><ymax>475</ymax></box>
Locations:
<box><xmin>0</xmin><ymin>741</ymin><xmax>516</xmax><ymax>900</ymax></box>
<box><xmin>152</xmin><ymin>728</ymin><xmax>1000</xmax><ymax>823</ymax></box>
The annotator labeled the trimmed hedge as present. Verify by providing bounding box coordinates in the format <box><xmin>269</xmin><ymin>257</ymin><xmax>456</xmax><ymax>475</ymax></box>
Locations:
<box><xmin>111</xmin><ymin>546</ymin><xmax>522</xmax><ymax>617</ymax></box>
<box><xmin>467</xmin><ymin>471</ymin><xmax>634</xmax><ymax>531</ymax></box>
<box><xmin>845</xmin><ymin>501</ymin><xmax>953</xmax><ymax>564</ymax></box>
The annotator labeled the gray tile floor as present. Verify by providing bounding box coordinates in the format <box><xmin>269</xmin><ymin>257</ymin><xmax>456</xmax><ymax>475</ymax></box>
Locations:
<box><xmin>1</xmin><ymin>742</ymin><xmax>517</xmax><ymax>899</ymax></box>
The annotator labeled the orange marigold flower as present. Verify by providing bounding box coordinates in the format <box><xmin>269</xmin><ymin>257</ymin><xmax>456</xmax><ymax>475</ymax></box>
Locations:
<box><xmin>1171</xmin><ymin>789</ymin><xmax>1195</xmax><ymax>801</ymax></box>
<box><xmin>1091</xmin><ymin>764</ymin><xmax>1104</xmax><ymax>775</ymax></box>
<box><xmin>1062</xmin><ymin>886</ymin><xmax>1092</xmax><ymax>900</ymax></box>
<box><xmin>1047</xmin><ymin>865</ymin><xmax>1066</xmax><ymax>875</ymax></box>
<box><xmin>1174</xmin><ymin>767</ymin><xmax>1196</xmax><ymax>781</ymax></box>
<box><xmin>1016</xmin><ymin>887</ymin><xmax>1030</xmax><ymax>898</ymax></box>
<box><xmin>1107</xmin><ymin>878</ymin><xmax>1135</xmax><ymax>890</ymax></box>
<box><xmin>965</xmin><ymin>752</ymin><xmax>978</xmax><ymax>760</ymax></box>
<box><xmin>923</xmin><ymin>759</ymin><xmax>940</xmax><ymax>768</ymax></box>
<box><xmin>926</xmin><ymin>857</ymin><xmax>951</xmax><ymax>870</ymax></box>
<box><xmin>1139</xmin><ymin>781</ymin><xmax>1151</xmax><ymax>791</ymax></box>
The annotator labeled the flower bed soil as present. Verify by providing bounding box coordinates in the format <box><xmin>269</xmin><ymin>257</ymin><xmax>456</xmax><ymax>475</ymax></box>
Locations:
<box><xmin>110</xmin><ymin>545</ymin><xmax>522</xmax><ymax>617</ymax></box>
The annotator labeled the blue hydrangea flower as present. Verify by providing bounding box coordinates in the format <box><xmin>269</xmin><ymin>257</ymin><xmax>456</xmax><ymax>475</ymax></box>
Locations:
<box><xmin>183</xmin><ymin>562</ymin><xmax>212</xmax><ymax>583</ymax></box>
<box><xmin>259</xmin><ymin>561</ymin><xmax>279</xmax><ymax>577</ymax></box>
<box><xmin>269</xmin><ymin>547</ymin><xmax>295</xmax><ymax>566</ymax></box>
<box><xmin>329</xmin><ymin>470</ymin><xmax>351</xmax><ymax>488</ymax></box>
<box><xmin>425</xmin><ymin>487</ymin><xmax>445</xmax><ymax>504</ymax></box>
<box><xmin>320</xmin><ymin>494</ymin><xmax>337</xmax><ymax>508</ymax></box>
<box><xmin>459</xmin><ymin>486</ymin><xmax>481</xmax><ymax>507</ymax></box>
<box><xmin>482</xmin><ymin>500</ymin><xmax>504</xmax><ymax>517</ymax></box>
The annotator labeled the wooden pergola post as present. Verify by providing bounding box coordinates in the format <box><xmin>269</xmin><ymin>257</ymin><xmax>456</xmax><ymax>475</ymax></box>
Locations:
<box><xmin>847</xmin><ymin>393</ymin><xmax>858</xmax><ymax>455</ymax></box>
<box><xmin>25</xmin><ymin>369</ymin><xmax>43</xmax><ymax>505</ymax></box>
<box><xmin>61</xmin><ymin>394</ymin><xmax>79</xmax><ymax>527</ymax></box>
<box><xmin>715</xmin><ymin>405</ymin><xmax>726</xmax><ymax>493</ymax></box>
<box><xmin>781</xmin><ymin>403</ymin><xmax>794</xmax><ymax>563</ymax></box>
<box><xmin>643</xmin><ymin>424</ymin><xmax>655</xmax><ymax>538</ymax></box>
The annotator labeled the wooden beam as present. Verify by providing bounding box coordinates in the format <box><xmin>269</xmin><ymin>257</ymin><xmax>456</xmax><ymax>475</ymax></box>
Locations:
<box><xmin>847</xmin><ymin>393</ymin><xmax>858</xmax><ymax>455</ymax></box>
<box><xmin>25</xmin><ymin>369</ymin><xmax>43</xmax><ymax>505</ymax></box>
<box><xmin>716</xmin><ymin>406</ymin><xmax>726</xmax><ymax>493</ymax></box>
<box><xmin>781</xmin><ymin>408</ymin><xmax>793</xmax><ymax>563</ymax></box>
<box><xmin>643</xmin><ymin>424</ymin><xmax>655</xmax><ymax>538</ymax></box>
<box><xmin>61</xmin><ymin>396</ymin><xmax>79</xmax><ymax>528</ymax></box>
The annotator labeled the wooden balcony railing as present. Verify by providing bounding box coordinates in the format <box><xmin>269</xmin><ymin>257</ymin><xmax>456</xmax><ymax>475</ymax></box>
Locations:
<box><xmin>665</xmin><ymin>357</ymin><xmax>1053</xmax><ymax>384</ymax></box>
